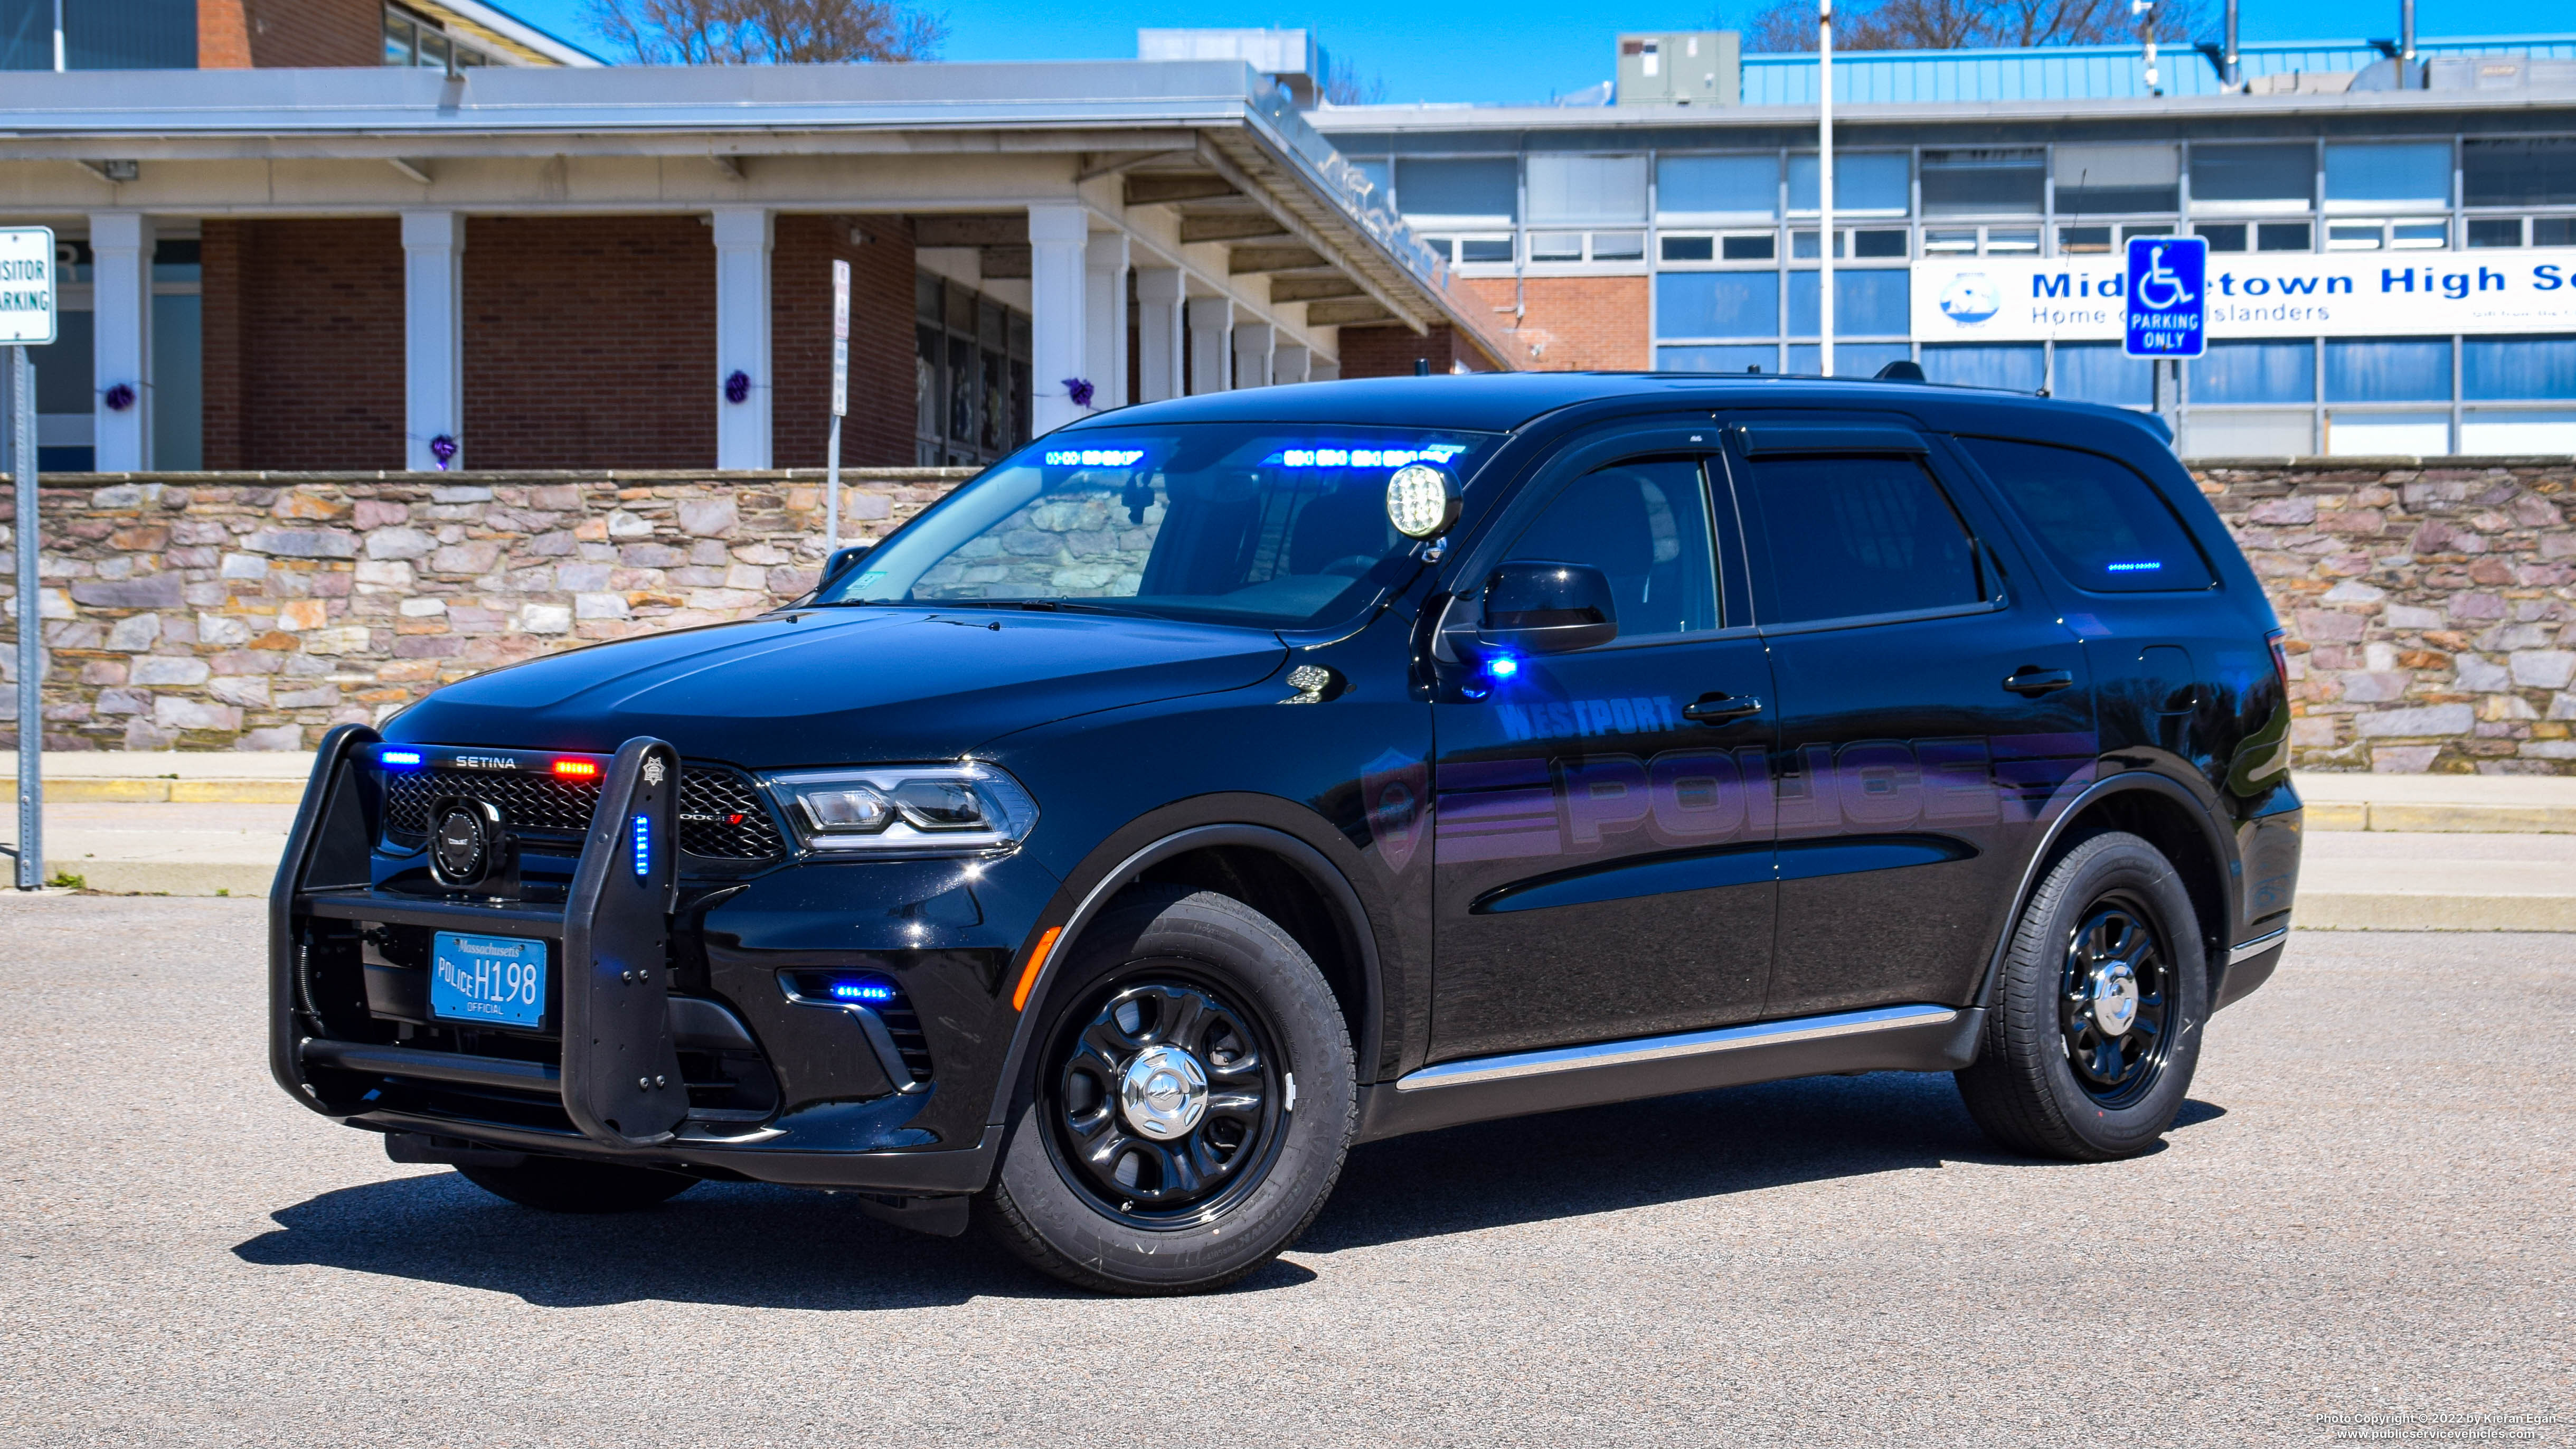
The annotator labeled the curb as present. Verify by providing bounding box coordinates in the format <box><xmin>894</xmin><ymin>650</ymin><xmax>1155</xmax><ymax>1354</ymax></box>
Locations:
<box><xmin>2302</xmin><ymin>801</ymin><xmax>2576</xmax><ymax>834</ymax></box>
<box><xmin>2294</xmin><ymin>891</ymin><xmax>2576</xmax><ymax>932</ymax></box>
<box><xmin>0</xmin><ymin>779</ymin><xmax>308</xmax><ymax>804</ymax></box>
<box><xmin>39</xmin><ymin>860</ymin><xmax>278</xmax><ymax>898</ymax></box>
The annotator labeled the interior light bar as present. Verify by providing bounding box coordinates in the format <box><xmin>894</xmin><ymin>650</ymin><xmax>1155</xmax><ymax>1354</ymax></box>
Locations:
<box><xmin>1273</xmin><ymin>444</ymin><xmax>1467</xmax><ymax>469</ymax></box>
<box><xmin>1042</xmin><ymin>448</ymin><xmax>1147</xmax><ymax>467</ymax></box>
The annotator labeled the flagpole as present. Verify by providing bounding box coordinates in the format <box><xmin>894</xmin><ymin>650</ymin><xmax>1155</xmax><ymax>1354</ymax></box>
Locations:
<box><xmin>1818</xmin><ymin>0</ymin><xmax>1835</xmax><ymax>378</ymax></box>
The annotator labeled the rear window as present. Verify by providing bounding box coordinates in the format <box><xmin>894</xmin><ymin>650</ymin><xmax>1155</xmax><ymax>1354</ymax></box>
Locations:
<box><xmin>1959</xmin><ymin>437</ymin><xmax>2214</xmax><ymax>592</ymax></box>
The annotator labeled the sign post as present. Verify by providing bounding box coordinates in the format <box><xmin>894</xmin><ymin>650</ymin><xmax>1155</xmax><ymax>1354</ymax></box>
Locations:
<box><xmin>2</xmin><ymin>225</ymin><xmax>57</xmax><ymax>891</ymax></box>
<box><xmin>2124</xmin><ymin>234</ymin><xmax>2207</xmax><ymax>360</ymax></box>
<box><xmin>824</xmin><ymin>259</ymin><xmax>851</xmax><ymax>552</ymax></box>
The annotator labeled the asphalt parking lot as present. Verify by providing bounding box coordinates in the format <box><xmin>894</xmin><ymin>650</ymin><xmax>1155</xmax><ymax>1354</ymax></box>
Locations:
<box><xmin>1</xmin><ymin>897</ymin><xmax>2567</xmax><ymax>1447</ymax></box>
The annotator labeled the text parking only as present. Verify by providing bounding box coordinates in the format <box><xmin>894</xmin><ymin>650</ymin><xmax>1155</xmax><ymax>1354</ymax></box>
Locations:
<box><xmin>2125</xmin><ymin>234</ymin><xmax>2206</xmax><ymax>358</ymax></box>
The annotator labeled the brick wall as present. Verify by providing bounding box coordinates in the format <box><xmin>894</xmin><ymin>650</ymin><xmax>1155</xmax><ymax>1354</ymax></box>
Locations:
<box><xmin>2</xmin><ymin>471</ymin><xmax>970</xmax><ymax>752</ymax></box>
<box><xmin>199</xmin><ymin>219</ymin><xmax>408</xmax><ymax>472</ymax></box>
<box><xmin>463</xmin><ymin>215</ymin><xmax>717</xmax><ymax>470</ymax></box>
<box><xmin>770</xmin><ymin>215</ymin><xmax>919</xmax><ymax>469</ymax></box>
<box><xmin>8</xmin><ymin>459</ymin><xmax>2571</xmax><ymax>771</ymax></box>
<box><xmin>197</xmin><ymin>0</ymin><xmax>254</xmax><ymax>66</ymax></box>
<box><xmin>1335</xmin><ymin>323</ymin><xmax>1492</xmax><ymax>379</ymax></box>
<box><xmin>1457</xmin><ymin>276</ymin><xmax>1652</xmax><ymax>372</ymax></box>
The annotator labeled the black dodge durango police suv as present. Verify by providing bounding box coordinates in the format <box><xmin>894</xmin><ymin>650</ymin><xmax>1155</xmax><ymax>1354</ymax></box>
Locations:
<box><xmin>270</xmin><ymin>372</ymin><xmax>2302</xmax><ymax>1294</ymax></box>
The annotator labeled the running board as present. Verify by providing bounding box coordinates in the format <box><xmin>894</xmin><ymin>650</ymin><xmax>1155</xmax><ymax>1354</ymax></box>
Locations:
<box><xmin>1353</xmin><ymin>1004</ymin><xmax>1984</xmax><ymax>1143</ymax></box>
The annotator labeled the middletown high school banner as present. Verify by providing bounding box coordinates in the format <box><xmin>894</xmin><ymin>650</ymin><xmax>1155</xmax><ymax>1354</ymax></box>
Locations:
<box><xmin>1912</xmin><ymin>247</ymin><xmax>2576</xmax><ymax>342</ymax></box>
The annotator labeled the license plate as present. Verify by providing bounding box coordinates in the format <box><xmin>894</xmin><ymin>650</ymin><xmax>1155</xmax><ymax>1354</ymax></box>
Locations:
<box><xmin>430</xmin><ymin>932</ymin><xmax>549</xmax><ymax>1030</ymax></box>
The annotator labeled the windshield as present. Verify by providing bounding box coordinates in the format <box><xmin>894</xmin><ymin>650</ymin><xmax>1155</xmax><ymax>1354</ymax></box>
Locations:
<box><xmin>818</xmin><ymin>424</ymin><xmax>1503</xmax><ymax>628</ymax></box>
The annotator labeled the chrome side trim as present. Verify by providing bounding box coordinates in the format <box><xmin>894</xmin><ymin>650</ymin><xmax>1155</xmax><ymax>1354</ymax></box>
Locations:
<box><xmin>2228</xmin><ymin>927</ymin><xmax>2289</xmax><ymax>966</ymax></box>
<box><xmin>1393</xmin><ymin>1003</ymin><xmax>1963</xmax><ymax>1094</ymax></box>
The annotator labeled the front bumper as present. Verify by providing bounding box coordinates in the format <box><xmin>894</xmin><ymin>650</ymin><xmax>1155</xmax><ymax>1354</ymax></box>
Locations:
<box><xmin>269</xmin><ymin>726</ymin><xmax>1038</xmax><ymax>1195</ymax></box>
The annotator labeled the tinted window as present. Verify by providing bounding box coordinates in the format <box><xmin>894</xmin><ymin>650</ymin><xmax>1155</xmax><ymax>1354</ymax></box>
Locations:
<box><xmin>1742</xmin><ymin>455</ymin><xmax>1983</xmax><ymax>623</ymax></box>
<box><xmin>1960</xmin><ymin>437</ymin><xmax>2213</xmax><ymax>593</ymax></box>
<box><xmin>1506</xmin><ymin>458</ymin><xmax>1719</xmax><ymax>637</ymax></box>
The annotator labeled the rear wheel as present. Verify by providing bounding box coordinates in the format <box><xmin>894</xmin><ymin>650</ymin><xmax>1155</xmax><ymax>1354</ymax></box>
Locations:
<box><xmin>1956</xmin><ymin>831</ymin><xmax>2209</xmax><ymax>1162</ymax></box>
<box><xmin>457</xmin><ymin>1156</ymin><xmax>698</xmax><ymax>1213</ymax></box>
<box><xmin>979</xmin><ymin>887</ymin><xmax>1355</xmax><ymax>1295</ymax></box>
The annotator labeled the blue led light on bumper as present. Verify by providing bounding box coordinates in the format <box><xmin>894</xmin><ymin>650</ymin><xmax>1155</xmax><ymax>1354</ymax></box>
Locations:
<box><xmin>630</xmin><ymin>813</ymin><xmax>650</xmax><ymax>877</ymax></box>
<box><xmin>829</xmin><ymin>980</ymin><xmax>898</xmax><ymax>1003</ymax></box>
<box><xmin>380</xmin><ymin>750</ymin><xmax>422</xmax><ymax>767</ymax></box>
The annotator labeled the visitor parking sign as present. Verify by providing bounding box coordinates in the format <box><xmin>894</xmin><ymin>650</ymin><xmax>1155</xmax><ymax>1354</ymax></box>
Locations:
<box><xmin>0</xmin><ymin>227</ymin><xmax>56</xmax><ymax>345</ymax></box>
<box><xmin>2125</xmin><ymin>235</ymin><xmax>2206</xmax><ymax>358</ymax></box>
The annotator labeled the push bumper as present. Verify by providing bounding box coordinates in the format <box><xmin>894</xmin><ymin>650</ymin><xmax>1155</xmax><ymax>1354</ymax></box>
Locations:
<box><xmin>269</xmin><ymin>724</ymin><xmax>1001</xmax><ymax>1197</ymax></box>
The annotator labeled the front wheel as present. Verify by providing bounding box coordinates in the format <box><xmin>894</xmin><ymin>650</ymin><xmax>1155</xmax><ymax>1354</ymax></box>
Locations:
<box><xmin>1956</xmin><ymin>831</ymin><xmax>2209</xmax><ymax>1162</ymax></box>
<box><xmin>979</xmin><ymin>887</ymin><xmax>1356</xmax><ymax>1295</ymax></box>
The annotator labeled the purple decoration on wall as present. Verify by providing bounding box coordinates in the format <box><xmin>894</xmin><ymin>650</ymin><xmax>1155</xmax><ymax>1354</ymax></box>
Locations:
<box><xmin>724</xmin><ymin>370</ymin><xmax>752</xmax><ymax>404</ymax></box>
<box><xmin>1063</xmin><ymin>378</ymin><xmax>1095</xmax><ymax>409</ymax></box>
<box><xmin>428</xmin><ymin>434</ymin><xmax>459</xmax><ymax>470</ymax></box>
<box><xmin>102</xmin><ymin>382</ymin><xmax>138</xmax><ymax>412</ymax></box>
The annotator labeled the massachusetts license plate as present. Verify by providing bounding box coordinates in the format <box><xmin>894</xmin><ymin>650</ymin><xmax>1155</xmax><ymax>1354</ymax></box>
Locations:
<box><xmin>430</xmin><ymin>932</ymin><xmax>548</xmax><ymax>1029</ymax></box>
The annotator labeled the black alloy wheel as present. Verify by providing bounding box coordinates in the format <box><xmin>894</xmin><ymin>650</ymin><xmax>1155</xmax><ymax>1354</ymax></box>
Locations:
<box><xmin>1046</xmin><ymin>977</ymin><xmax>1282</xmax><ymax>1228</ymax></box>
<box><xmin>980</xmin><ymin>887</ymin><xmax>1356</xmax><ymax>1295</ymax></box>
<box><xmin>1956</xmin><ymin>830</ymin><xmax>2209</xmax><ymax>1162</ymax></box>
<box><xmin>2057</xmin><ymin>897</ymin><xmax>2175</xmax><ymax>1109</ymax></box>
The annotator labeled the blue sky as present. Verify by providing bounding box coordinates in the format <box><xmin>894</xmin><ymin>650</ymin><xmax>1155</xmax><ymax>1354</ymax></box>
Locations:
<box><xmin>504</xmin><ymin>0</ymin><xmax>2573</xmax><ymax>105</ymax></box>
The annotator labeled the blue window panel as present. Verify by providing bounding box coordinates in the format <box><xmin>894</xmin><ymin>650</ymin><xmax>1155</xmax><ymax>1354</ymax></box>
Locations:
<box><xmin>2194</xmin><ymin>341</ymin><xmax>2315</xmax><ymax>404</ymax></box>
<box><xmin>1395</xmin><ymin>158</ymin><xmax>1518</xmax><ymax>221</ymax></box>
<box><xmin>2462</xmin><ymin>336</ymin><xmax>2576</xmax><ymax>401</ymax></box>
<box><xmin>153</xmin><ymin>292</ymin><xmax>203</xmax><ymax>471</ymax></box>
<box><xmin>1655</xmin><ymin>271</ymin><xmax>1779</xmax><ymax>339</ymax></box>
<box><xmin>1656</xmin><ymin>155</ymin><xmax>1779</xmax><ymax>218</ymax></box>
<box><xmin>1659</xmin><ymin>344</ymin><xmax>1781</xmax><ymax>373</ymax></box>
<box><xmin>1786</xmin><ymin>153</ymin><xmax>1912</xmax><ymax>214</ymax></box>
<box><xmin>1922</xmin><ymin>344</ymin><xmax>2044</xmax><ymax>392</ymax></box>
<box><xmin>2323</xmin><ymin>142</ymin><xmax>2451</xmax><ymax>209</ymax></box>
<box><xmin>2325</xmin><ymin>339</ymin><xmax>2451</xmax><ymax>403</ymax></box>
<box><xmin>1786</xmin><ymin>269</ymin><xmax>1910</xmax><ymax>336</ymax></box>
<box><xmin>1785</xmin><ymin>342</ymin><xmax>1912</xmax><ymax>378</ymax></box>
<box><xmin>2054</xmin><ymin>344</ymin><xmax>2154</xmax><ymax>407</ymax></box>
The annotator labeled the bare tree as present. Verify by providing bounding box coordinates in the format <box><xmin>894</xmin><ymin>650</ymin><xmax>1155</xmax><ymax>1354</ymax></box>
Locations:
<box><xmin>586</xmin><ymin>0</ymin><xmax>945</xmax><ymax>64</ymax></box>
<box><xmin>1737</xmin><ymin>0</ymin><xmax>2208</xmax><ymax>52</ymax></box>
<box><xmin>1322</xmin><ymin>53</ymin><xmax>1387</xmax><ymax>106</ymax></box>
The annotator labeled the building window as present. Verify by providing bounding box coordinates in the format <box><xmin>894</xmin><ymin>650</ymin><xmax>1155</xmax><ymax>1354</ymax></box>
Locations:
<box><xmin>2196</xmin><ymin>220</ymin><xmax>2313</xmax><ymax>252</ymax></box>
<box><xmin>384</xmin><ymin>8</ymin><xmax>496</xmax><ymax>68</ymax></box>
<box><xmin>2054</xmin><ymin>344</ymin><xmax>2154</xmax><ymax>407</ymax></box>
<box><xmin>2056</xmin><ymin>143</ymin><xmax>2181</xmax><ymax>215</ymax></box>
<box><xmin>1788</xmin><ymin>152</ymin><xmax>1911</xmax><ymax>215</ymax></box>
<box><xmin>1657</xmin><ymin>154</ymin><xmax>1778</xmax><ymax>220</ymax></box>
<box><xmin>2462</xmin><ymin>137</ymin><xmax>2576</xmax><ymax>209</ymax></box>
<box><xmin>1527</xmin><ymin>155</ymin><xmax>1648</xmax><ymax>227</ymax></box>
<box><xmin>1919</xmin><ymin>149</ymin><xmax>2044</xmax><ymax>218</ymax></box>
<box><xmin>2195</xmin><ymin>340</ymin><xmax>2317</xmax><ymax>404</ymax></box>
<box><xmin>2190</xmin><ymin>143</ymin><xmax>2313</xmax><ymax>213</ymax></box>
<box><xmin>1393</xmin><ymin>157</ymin><xmax>1518</xmax><ymax>222</ymax></box>
<box><xmin>2325</xmin><ymin>338</ymin><xmax>2450</xmax><ymax>402</ymax></box>
<box><xmin>1657</xmin><ymin>344</ymin><xmax>1778</xmax><ymax>373</ymax></box>
<box><xmin>914</xmin><ymin>271</ymin><xmax>1029</xmax><ymax>468</ymax></box>
<box><xmin>2324</xmin><ymin>142</ymin><xmax>2451</xmax><ymax>213</ymax></box>
<box><xmin>2462</xmin><ymin>336</ymin><xmax>2576</xmax><ymax>401</ymax></box>
<box><xmin>1922</xmin><ymin>344</ymin><xmax>2043</xmax><ymax>392</ymax></box>
<box><xmin>1787</xmin><ymin>270</ymin><xmax>1909</xmax><ymax>335</ymax></box>
<box><xmin>1655</xmin><ymin>271</ymin><xmax>1779</xmax><ymax>338</ymax></box>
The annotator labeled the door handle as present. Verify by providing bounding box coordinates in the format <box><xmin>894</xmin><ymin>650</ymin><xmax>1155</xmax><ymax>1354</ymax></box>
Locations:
<box><xmin>2002</xmin><ymin>667</ymin><xmax>2075</xmax><ymax>696</ymax></box>
<box><xmin>1683</xmin><ymin>695</ymin><xmax>1765</xmax><ymax>724</ymax></box>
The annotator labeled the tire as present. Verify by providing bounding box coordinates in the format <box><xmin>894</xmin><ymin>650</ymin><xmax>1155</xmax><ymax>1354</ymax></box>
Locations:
<box><xmin>979</xmin><ymin>887</ymin><xmax>1356</xmax><ymax>1295</ymax></box>
<box><xmin>1956</xmin><ymin>831</ymin><xmax>2210</xmax><ymax>1162</ymax></box>
<box><xmin>456</xmin><ymin>1156</ymin><xmax>699</xmax><ymax>1213</ymax></box>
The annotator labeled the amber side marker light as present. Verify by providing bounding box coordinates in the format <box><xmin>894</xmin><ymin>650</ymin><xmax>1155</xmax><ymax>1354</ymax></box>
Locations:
<box><xmin>1012</xmin><ymin>926</ymin><xmax>1064</xmax><ymax>1012</ymax></box>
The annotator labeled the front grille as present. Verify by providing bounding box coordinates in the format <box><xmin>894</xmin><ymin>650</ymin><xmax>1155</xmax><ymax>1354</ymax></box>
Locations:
<box><xmin>383</xmin><ymin>763</ymin><xmax>785</xmax><ymax>862</ymax></box>
<box><xmin>875</xmin><ymin>995</ymin><xmax>935</xmax><ymax>1081</ymax></box>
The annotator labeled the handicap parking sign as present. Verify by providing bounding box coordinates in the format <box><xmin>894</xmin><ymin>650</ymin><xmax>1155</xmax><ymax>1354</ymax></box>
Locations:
<box><xmin>2125</xmin><ymin>235</ymin><xmax>2207</xmax><ymax>358</ymax></box>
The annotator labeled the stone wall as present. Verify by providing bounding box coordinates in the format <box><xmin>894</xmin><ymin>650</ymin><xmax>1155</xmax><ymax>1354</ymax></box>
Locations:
<box><xmin>1</xmin><ymin>469</ymin><xmax>970</xmax><ymax>752</ymax></box>
<box><xmin>2200</xmin><ymin>458</ymin><xmax>2573</xmax><ymax>775</ymax></box>
<box><xmin>5</xmin><ymin>457</ymin><xmax>2573</xmax><ymax>774</ymax></box>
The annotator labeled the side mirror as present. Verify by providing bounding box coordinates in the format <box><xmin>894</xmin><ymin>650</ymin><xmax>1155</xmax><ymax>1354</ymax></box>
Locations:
<box><xmin>819</xmin><ymin>543</ymin><xmax>873</xmax><ymax>590</ymax></box>
<box><xmin>1479</xmin><ymin>560</ymin><xmax>1618</xmax><ymax>655</ymax></box>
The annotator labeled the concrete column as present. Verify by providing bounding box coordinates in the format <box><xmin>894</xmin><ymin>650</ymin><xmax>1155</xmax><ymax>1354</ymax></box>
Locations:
<box><xmin>89</xmin><ymin>212</ymin><xmax>153</xmax><ymax>470</ymax></box>
<box><xmin>1232</xmin><ymin>320</ymin><xmax>1275</xmax><ymax>389</ymax></box>
<box><xmin>1273</xmin><ymin>341</ymin><xmax>1310</xmax><ymax>387</ymax></box>
<box><xmin>1310</xmin><ymin>356</ymin><xmax>1341</xmax><ymax>382</ymax></box>
<box><xmin>1028</xmin><ymin>204</ymin><xmax>1091</xmax><ymax>435</ymax></box>
<box><xmin>1134</xmin><ymin>267</ymin><xmax>1185</xmax><ymax>403</ymax></box>
<box><xmin>1185</xmin><ymin>297</ymin><xmax>1233</xmax><ymax>396</ymax></box>
<box><xmin>1082</xmin><ymin>231</ymin><xmax>1129</xmax><ymax>411</ymax></box>
<box><xmin>711</xmin><ymin>206</ymin><xmax>772</xmax><ymax>469</ymax></box>
<box><xmin>400</xmin><ymin>210</ymin><xmax>463</xmax><ymax>471</ymax></box>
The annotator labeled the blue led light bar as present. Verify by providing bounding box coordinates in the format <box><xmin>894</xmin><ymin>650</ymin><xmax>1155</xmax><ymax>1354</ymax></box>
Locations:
<box><xmin>829</xmin><ymin>980</ymin><xmax>898</xmax><ymax>1003</ymax></box>
<box><xmin>630</xmin><ymin>813</ymin><xmax>650</xmax><ymax>877</ymax></box>
<box><xmin>1270</xmin><ymin>444</ymin><xmax>1467</xmax><ymax>469</ymax></box>
<box><xmin>2106</xmin><ymin>560</ymin><xmax>2164</xmax><ymax>573</ymax></box>
<box><xmin>1042</xmin><ymin>448</ymin><xmax>1147</xmax><ymax>467</ymax></box>
<box><xmin>380</xmin><ymin>750</ymin><xmax>423</xmax><ymax>767</ymax></box>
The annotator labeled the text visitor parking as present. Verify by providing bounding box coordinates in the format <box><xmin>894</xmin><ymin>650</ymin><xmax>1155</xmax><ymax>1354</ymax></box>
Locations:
<box><xmin>1912</xmin><ymin>248</ymin><xmax>2576</xmax><ymax>341</ymax></box>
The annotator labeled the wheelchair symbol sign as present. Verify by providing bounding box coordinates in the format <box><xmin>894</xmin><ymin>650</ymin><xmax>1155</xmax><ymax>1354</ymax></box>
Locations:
<box><xmin>2125</xmin><ymin>236</ymin><xmax>2207</xmax><ymax>358</ymax></box>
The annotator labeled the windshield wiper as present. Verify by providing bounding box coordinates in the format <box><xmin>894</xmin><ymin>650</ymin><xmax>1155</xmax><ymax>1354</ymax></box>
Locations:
<box><xmin>928</xmin><ymin>598</ymin><xmax>1134</xmax><ymax>616</ymax></box>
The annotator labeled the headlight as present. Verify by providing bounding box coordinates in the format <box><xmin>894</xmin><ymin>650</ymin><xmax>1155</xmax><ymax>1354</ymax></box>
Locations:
<box><xmin>763</xmin><ymin>762</ymin><xmax>1039</xmax><ymax>855</ymax></box>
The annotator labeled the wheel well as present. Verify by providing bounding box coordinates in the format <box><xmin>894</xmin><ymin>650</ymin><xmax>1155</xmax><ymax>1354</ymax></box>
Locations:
<box><xmin>2051</xmin><ymin>788</ymin><xmax>2230</xmax><ymax>990</ymax></box>
<box><xmin>1127</xmin><ymin>845</ymin><xmax>1372</xmax><ymax>1058</ymax></box>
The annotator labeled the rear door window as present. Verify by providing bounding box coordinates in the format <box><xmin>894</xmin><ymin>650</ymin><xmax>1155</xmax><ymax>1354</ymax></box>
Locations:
<box><xmin>1958</xmin><ymin>437</ymin><xmax>2214</xmax><ymax>592</ymax></box>
<box><xmin>1736</xmin><ymin>452</ymin><xmax>1985</xmax><ymax>625</ymax></box>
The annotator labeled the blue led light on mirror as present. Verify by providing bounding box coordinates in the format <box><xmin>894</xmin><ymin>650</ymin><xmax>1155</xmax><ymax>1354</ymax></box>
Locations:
<box><xmin>380</xmin><ymin>750</ymin><xmax>422</xmax><ymax>767</ymax></box>
<box><xmin>631</xmin><ymin>813</ymin><xmax>650</xmax><ymax>877</ymax></box>
<box><xmin>1488</xmin><ymin>654</ymin><xmax>1521</xmax><ymax>679</ymax></box>
<box><xmin>1042</xmin><ymin>448</ymin><xmax>1147</xmax><ymax>467</ymax></box>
